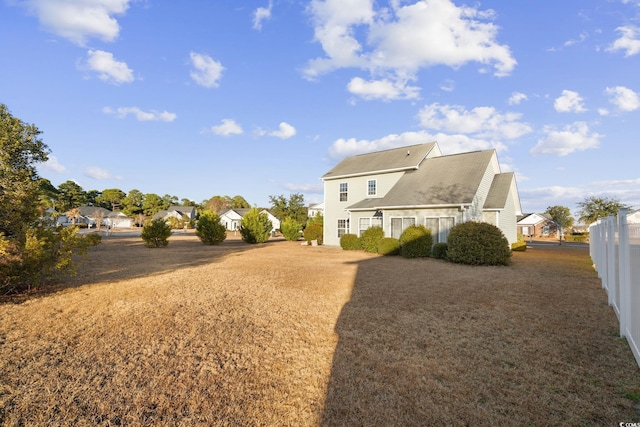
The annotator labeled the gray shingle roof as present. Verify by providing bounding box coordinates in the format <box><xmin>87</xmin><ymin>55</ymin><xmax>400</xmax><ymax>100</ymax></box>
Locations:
<box><xmin>483</xmin><ymin>173</ymin><xmax>515</xmax><ymax>210</ymax></box>
<box><xmin>351</xmin><ymin>150</ymin><xmax>496</xmax><ymax>208</ymax></box>
<box><xmin>322</xmin><ymin>142</ymin><xmax>437</xmax><ymax>179</ymax></box>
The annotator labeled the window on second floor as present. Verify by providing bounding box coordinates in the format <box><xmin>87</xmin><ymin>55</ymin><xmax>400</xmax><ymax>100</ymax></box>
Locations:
<box><xmin>367</xmin><ymin>179</ymin><xmax>377</xmax><ymax>196</ymax></box>
<box><xmin>339</xmin><ymin>183</ymin><xmax>348</xmax><ymax>202</ymax></box>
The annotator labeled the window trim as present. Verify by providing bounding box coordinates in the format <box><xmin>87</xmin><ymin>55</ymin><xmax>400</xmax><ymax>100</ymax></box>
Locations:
<box><xmin>339</xmin><ymin>182</ymin><xmax>348</xmax><ymax>202</ymax></box>
<box><xmin>367</xmin><ymin>179</ymin><xmax>377</xmax><ymax>196</ymax></box>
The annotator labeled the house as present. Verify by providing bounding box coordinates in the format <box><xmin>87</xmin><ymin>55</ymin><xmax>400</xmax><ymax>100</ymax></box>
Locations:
<box><xmin>219</xmin><ymin>208</ymin><xmax>281</xmax><ymax>233</ymax></box>
<box><xmin>56</xmin><ymin>206</ymin><xmax>132</xmax><ymax>229</ymax></box>
<box><xmin>628</xmin><ymin>210</ymin><xmax>640</xmax><ymax>224</ymax></box>
<box><xmin>516</xmin><ymin>213</ymin><xmax>558</xmax><ymax>238</ymax></box>
<box><xmin>308</xmin><ymin>202</ymin><xmax>324</xmax><ymax>218</ymax></box>
<box><xmin>321</xmin><ymin>142</ymin><xmax>522</xmax><ymax>246</ymax></box>
<box><xmin>154</xmin><ymin>206</ymin><xmax>197</xmax><ymax>222</ymax></box>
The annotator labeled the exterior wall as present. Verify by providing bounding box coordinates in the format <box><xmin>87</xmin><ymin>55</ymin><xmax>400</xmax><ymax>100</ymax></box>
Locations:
<box><xmin>383</xmin><ymin>207</ymin><xmax>462</xmax><ymax>241</ymax></box>
<box><xmin>220</xmin><ymin>211</ymin><xmax>243</xmax><ymax>230</ymax></box>
<box><xmin>323</xmin><ymin>171</ymin><xmax>404</xmax><ymax>246</ymax></box>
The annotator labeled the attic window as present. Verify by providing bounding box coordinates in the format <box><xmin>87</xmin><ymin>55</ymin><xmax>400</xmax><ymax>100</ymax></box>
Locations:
<box><xmin>367</xmin><ymin>179</ymin><xmax>377</xmax><ymax>196</ymax></box>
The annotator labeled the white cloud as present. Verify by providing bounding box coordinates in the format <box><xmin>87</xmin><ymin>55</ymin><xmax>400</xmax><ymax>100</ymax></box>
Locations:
<box><xmin>212</xmin><ymin>119</ymin><xmax>243</xmax><ymax>136</ymax></box>
<box><xmin>563</xmin><ymin>32</ymin><xmax>588</xmax><ymax>47</ymax></box>
<box><xmin>554</xmin><ymin>90</ymin><xmax>587</xmax><ymax>113</ymax></box>
<box><xmin>189</xmin><ymin>52</ymin><xmax>224</xmax><ymax>88</ymax></box>
<box><xmin>304</xmin><ymin>0</ymin><xmax>516</xmax><ymax>90</ymax></box>
<box><xmin>85</xmin><ymin>166</ymin><xmax>116</xmax><ymax>180</ymax></box>
<box><xmin>86</xmin><ymin>50</ymin><xmax>134</xmax><ymax>84</ymax></box>
<box><xmin>41</xmin><ymin>155</ymin><xmax>68</xmax><ymax>173</ymax></box>
<box><xmin>605</xmin><ymin>86</ymin><xmax>640</xmax><ymax>112</ymax></box>
<box><xmin>18</xmin><ymin>0</ymin><xmax>130</xmax><ymax>45</ymax></box>
<box><xmin>269</xmin><ymin>122</ymin><xmax>296</xmax><ymax>139</ymax></box>
<box><xmin>417</xmin><ymin>103</ymin><xmax>532</xmax><ymax>140</ymax></box>
<box><xmin>253</xmin><ymin>1</ymin><xmax>273</xmax><ymax>30</ymax></box>
<box><xmin>508</xmin><ymin>92</ymin><xmax>528</xmax><ymax>105</ymax></box>
<box><xmin>347</xmin><ymin>77</ymin><xmax>420</xmax><ymax>100</ymax></box>
<box><xmin>530</xmin><ymin>122</ymin><xmax>602</xmax><ymax>156</ymax></box>
<box><xmin>328</xmin><ymin>130</ymin><xmax>505</xmax><ymax>161</ymax></box>
<box><xmin>607</xmin><ymin>26</ymin><xmax>640</xmax><ymax>57</ymax></box>
<box><xmin>103</xmin><ymin>106</ymin><xmax>176</xmax><ymax>122</ymax></box>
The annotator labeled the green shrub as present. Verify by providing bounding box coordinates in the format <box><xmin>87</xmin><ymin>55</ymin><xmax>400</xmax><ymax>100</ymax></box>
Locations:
<box><xmin>378</xmin><ymin>237</ymin><xmax>400</xmax><ymax>256</ymax></box>
<box><xmin>511</xmin><ymin>241</ymin><xmax>527</xmax><ymax>251</ymax></box>
<box><xmin>432</xmin><ymin>242</ymin><xmax>448</xmax><ymax>259</ymax></box>
<box><xmin>447</xmin><ymin>221</ymin><xmax>511</xmax><ymax>266</ymax></box>
<box><xmin>360</xmin><ymin>226</ymin><xmax>384</xmax><ymax>253</ymax></box>
<box><xmin>281</xmin><ymin>216</ymin><xmax>302</xmax><ymax>241</ymax></box>
<box><xmin>196</xmin><ymin>211</ymin><xmax>226</xmax><ymax>245</ymax></box>
<box><xmin>84</xmin><ymin>232</ymin><xmax>103</xmax><ymax>247</ymax></box>
<box><xmin>303</xmin><ymin>223</ymin><xmax>323</xmax><ymax>245</ymax></box>
<box><xmin>340</xmin><ymin>233</ymin><xmax>361</xmax><ymax>250</ymax></box>
<box><xmin>141</xmin><ymin>218</ymin><xmax>172</xmax><ymax>248</ymax></box>
<box><xmin>239</xmin><ymin>208</ymin><xmax>272</xmax><ymax>244</ymax></box>
<box><xmin>564</xmin><ymin>234</ymin><xmax>588</xmax><ymax>243</ymax></box>
<box><xmin>399</xmin><ymin>225</ymin><xmax>433</xmax><ymax>258</ymax></box>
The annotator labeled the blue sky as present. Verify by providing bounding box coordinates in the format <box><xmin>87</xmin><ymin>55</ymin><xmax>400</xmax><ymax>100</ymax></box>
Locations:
<box><xmin>1</xmin><ymin>0</ymin><xmax>639</xmax><ymax>215</ymax></box>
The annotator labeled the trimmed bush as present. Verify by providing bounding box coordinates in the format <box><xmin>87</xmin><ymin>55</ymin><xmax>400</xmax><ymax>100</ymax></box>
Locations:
<box><xmin>447</xmin><ymin>221</ymin><xmax>511</xmax><ymax>266</ymax></box>
<box><xmin>432</xmin><ymin>242</ymin><xmax>448</xmax><ymax>259</ymax></box>
<box><xmin>360</xmin><ymin>226</ymin><xmax>384</xmax><ymax>253</ymax></box>
<box><xmin>281</xmin><ymin>217</ymin><xmax>302</xmax><ymax>241</ymax></box>
<box><xmin>196</xmin><ymin>211</ymin><xmax>227</xmax><ymax>245</ymax></box>
<box><xmin>141</xmin><ymin>218</ymin><xmax>172</xmax><ymax>248</ymax></box>
<box><xmin>340</xmin><ymin>233</ymin><xmax>361</xmax><ymax>250</ymax></box>
<box><xmin>399</xmin><ymin>225</ymin><xmax>433</xmax><ymax>258</ymax></box>
<box><xmin>240</xmin><ymin>208</ymin><xmax>272</xmax><ymax>244</ymax></box>
<box><xmin>303</xmin><ymin>223</ymin><xmax>323</xmax><ymax>245</ymax></box>
<box><xmin>378</xmin><ymin>237</ymin><xmax>400</xmax><ymax>256</ymax></box>
<box><xmin>511</xmin><ymin>241</ymin><xmax>527</xmax><ymax>252</ymax></box>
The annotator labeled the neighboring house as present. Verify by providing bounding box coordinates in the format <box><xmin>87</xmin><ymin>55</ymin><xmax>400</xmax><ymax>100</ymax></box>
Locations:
<box><xmin>154</xmin><ymin>205</ymin><xmax>197</xmax><ymax>222</ymax></box>
<box><xmin>517</xmin><ymin>213</ymin><xmax>558</xmax><ymax>238</ymax></box>
<box><xmin>219</xmin><ymin>208</ymin><xmax>281</xmax><ymax>232</ymax></box>
<box><xmin>308</xmin><ymin>202</ymin><xmax>324</xmax><ymax>218</ymax></box>
<box><xmin>627</xmin><ymin>210</ymin><xmax>640</xmax><ymax>224</ymax></box>
<box><xmin>321</xmin><ymin>142</ymin><xmax>522</xmax><ymax>246</ymax></box>
<box><xmin>56</xmin><ymin>206</ymin><xmax>132</xmax><ymax>229</ymax></box>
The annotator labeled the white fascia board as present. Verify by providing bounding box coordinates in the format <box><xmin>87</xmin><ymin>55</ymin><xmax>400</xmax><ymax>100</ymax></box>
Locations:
<box><xmin>322</xmin><ymin>166</ymin><xmax>418</xmax><ymax>181</ymax></box>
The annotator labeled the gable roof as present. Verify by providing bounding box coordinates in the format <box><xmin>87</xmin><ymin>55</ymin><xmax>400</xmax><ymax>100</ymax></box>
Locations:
<box><xmin>483</xmin><ymin>172</ymin><xmax>515</xmax><ymax>210</ymax></box>
<box><xmin>348</xmin><ymin>150</ymin><xmax>497</xmax><ymax>209</ymax></box>
<box><xmin>322</xmin><ymin>142</ymin><xmax>437</xmax><ymax>179</ymax></box>
<box><xmin>168</xmin><ymin>205</ymin><xmax>196</xmax><ymax>216</ymax></box>
<box><xmin>77</xmin><ymin>206</ymin><xmax>111</xmax><ymax>217</ymax></box>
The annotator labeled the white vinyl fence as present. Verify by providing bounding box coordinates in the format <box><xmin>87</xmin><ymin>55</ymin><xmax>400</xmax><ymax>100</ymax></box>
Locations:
<box><xmin>590</xmin><ymin>209</ymin><xmax>640</xmax><ymax>367</ymax></box>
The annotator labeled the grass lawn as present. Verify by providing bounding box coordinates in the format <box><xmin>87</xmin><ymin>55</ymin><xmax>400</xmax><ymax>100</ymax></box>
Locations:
<box><xmin>1</xmin><ymin>233</ymin><xmax>639</xmax><ymax>425</ymax></box>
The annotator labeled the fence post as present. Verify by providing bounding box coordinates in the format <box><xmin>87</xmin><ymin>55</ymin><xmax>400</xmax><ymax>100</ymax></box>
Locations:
<box><xmin>619</xmin><ymin>209</ymin><xmax>631</xmax><ymax>337</ymax></box>
<box><xmin>607</xmin><ymin>215</ymin><xmax>617</xmax><ymax>309</ymax></box>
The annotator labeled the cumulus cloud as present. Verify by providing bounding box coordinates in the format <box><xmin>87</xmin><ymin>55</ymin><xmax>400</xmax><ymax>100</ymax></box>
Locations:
<box><xmin>269</xmin><ymin>122</ymin><xmax>297</xmax><ymax>139</ymax></box>
<box><xmin>530</xmin><ymin>122</ymin><xmax>602</xmax><ymax>156</ymax></box>
<box><xmin>103</xmin><ymin>106</ymin><xmax>177</xmax><ymax>122</ymax></box>
<box><xmin>305</xmin><ymin>0</ymin><xmax>516</xmax><ymax>97</ymax></box>
<box><xmin>606</xmin><ymin>86</ymin><xmax>640</xmax><ymax>112</ymax></box>
<box><xmin>253</xmin><ymin>1</ymin><xmax>273</xmax><ymax>30</ymax></box>
<box><xmin>554</xmin><ymin>90</ymin><xmax>587</xmax><ymax>113</ymax></box>
<box><xmin>417</xmin><ymin>103</ymin><xmax>532</xmax><ymax>140</ymax></box>
<box><xmin>607</xmin><ymin>26</ymin><xmax>640</xmax><ymax>57</ymax></box>
<box><xmin>508</xmin><ymin>92</ymin><xmax>528</xmax><ymax>105</ymax></box>
<box><xmin>212</xmin><ymin>119</ymin><xmax>243</xmax><ymax>136</ymax></box>
<box><xmin>189</xmin><ymin>52</ymin><xmax>224</xmax><ymax>88</ymax></box>
<box><xmin>347</xmin><ymin>77</ymin><xmax>420</xmax><ymax>100</ymax></box>
<box><xmin>41</xmin><ymin>155</ymin><xmax>68</xmax><ymax>173</ymax></box>
<box><xmin>84</xmin><ymin>166</ymin><xmax>117</xmax><ymax>180</ymax></box>
<box><xmin>18</xmin><ymin>0</ymin><xmax>130</xmax><ymax>45</ymax></box>
<box><xmin>85</xmin><ymin>49</ymin><xmax>134</xmax><ymax>84</ymax></box>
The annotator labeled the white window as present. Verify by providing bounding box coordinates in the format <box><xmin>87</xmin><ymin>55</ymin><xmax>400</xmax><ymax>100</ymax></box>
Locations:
<box><xmin>367</xmin><ymin>179</ymin><xmax>377</xmax><ymax>196</ymax></box>
<box><xmin>339</xmin><ymin>183</ymin><xmax>348</xmax><ymax>202</ymax></box>
<box><xmin>338</xmin><ymin>219</ymin><xmax>349</xmax><ymax>237</ymax></box>
<box><xmin>425</xmin><ymin>217</ymin><xmax>440</xmax><ymax>243</ymax></box>
<box><xmin>390</xmin><ymin>217</ymin><xmax>416</xmax><ymax>239</ymax></box>
<box><xmin>440</xmin><ymin>217</ymin><xmax>455</xmax><ymax>242</ymax></box>
<box><xmin>358</xmin><ymin>217</ymin><xmax>383</xmax><ymax>236</ymax></box>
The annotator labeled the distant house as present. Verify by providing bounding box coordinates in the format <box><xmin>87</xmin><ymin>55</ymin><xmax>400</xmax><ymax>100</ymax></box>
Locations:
<box><xmin>321</xmin><ymin>142</ymin><xmax>522</xmax><ymax>246</ymax></box>
<box><xmin>517</xmin><ymin>213</ymin><xmax>558</xmax><ymax>238</ymax></box>
<box><xmin>57</xmin><ymin>206</ymin><xmax>132</xmax><ymax>229</ymax></box>
<box><xmin>627</xmin><ymin>210</ymin><xmax>640</xmax><ymax>224</ymax></box>
<box><xmin>219</xmin><ymin>208</ymin><xmax>281</xmax><ymax>233</ymax></box>
<box><xmin>308</xmin><ymin>202</ymin><xmax>324</xmax><ymax>219</ymax></box>
<box><xmin>154</xmin><ymin>206</ymin><xmax>197</xmax><ymax>222</ymax></box>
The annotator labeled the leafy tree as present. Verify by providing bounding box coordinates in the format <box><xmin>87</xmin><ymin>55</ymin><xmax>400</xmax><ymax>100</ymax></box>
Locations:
<box><xmin>230</xmin><ymin>195</ymin><xmax>250</xmax><ymax>209</ymax></box>
<box><xmin>86</xmin><ymin>190</ymin><xmax>103</xmax><ymax>208</ymax></box>
<box><xmin>196</xmin><ymin>211</ymin><xmax>227</xmax><ymax>245</ymax></box>
<box><xmin>239</xmin><ymin>208</ymin><xmax>272</xmax><ymax>244</ymax></box>
<box><xmin>37</xmin><ymin>178</ymin><xmax>59</xmax><ymax>212</ymax></box>
<box><xmin>56</xmin><ymin>180</ymin><xmax>87</xmax><ymax>212</ymax></box>
<box><xmin>205</xmin><ymin>195</ymin><xmax>231</xmax><ymax>213</ymax></box>
<box><xmin>122</xmin><ymin>189</ymin><xmax>145</xmax><ymax>216</ymax></box>
<box><xmin>142</xmin><ymin>193</ymin><xmax>165</xmax><ymax>216</ymax></box>
<box><xmin>98</xmin><ymin>188</ymin><xmax>126</xmax><ymax>211</ymax></box>
<box><xmin>180</xmin><ymin>198</ymin><xmax>197</xmax><ymax>207</ymax></box>
<box><xmin>269</xmin><ymin>193</ymin><xmax>307</xmax><ymax>224</ymax></box>
<box><xmin>281</xmin><ymin>216</ymin><xmax>302</xmax><ymax>241</ymax></box>
<box><xmin>141</xmin><ymin>218</ymin><xmax>172</xmax><ymax>248</ymax></box>
<box><xmin>545</xmin><ymin>205</ymin><xmax>574</xmax><ymax>245</ymax></box>
<box><xmin>577</xmin><ymin>196</ymin><xmax>632</xmax><ymax>225</ymax></box>
<box><xmin>162</xmin><ymin>194</ymin><xmax>178</xmax><ymax>208</ymax></box>
<box><xmin>0</xmin><ymin>104</ymin><xmax>49</xmax><ymax>238</ymax></box>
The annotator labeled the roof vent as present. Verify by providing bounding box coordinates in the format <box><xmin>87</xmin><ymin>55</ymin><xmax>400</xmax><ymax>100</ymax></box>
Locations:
<box><xmin>406</xmin><ymin>150</ymin><xmax>410</xmax><ymax>156</ymax></box>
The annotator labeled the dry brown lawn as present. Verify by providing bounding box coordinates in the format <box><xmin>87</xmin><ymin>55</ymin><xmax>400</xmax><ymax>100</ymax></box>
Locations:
<box><xmin>1</xmin><ymin>232</ymin><xmax>640</xmax><ymax>426</ymax></box>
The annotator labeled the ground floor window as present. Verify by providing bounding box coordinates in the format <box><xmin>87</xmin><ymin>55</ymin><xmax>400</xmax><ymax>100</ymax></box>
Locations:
<box><xmin>425</xmin><ymin>217</ymin><xmax>440</xmax><ymax>243</ymax></box>
<box><xmin>440</xmin><ymin>217</ymin><xmax>455</xmax><ymax>242</ymax></box>
<box><xmin>337</xmin><ymin>219</ymin><xmax>349</xmax><ymax>238</ymax></box>
<box><xmin>390</xmin><ymin>217</ymin><xmax>416</xmax><ymax>239</ymax></box>
<box><xmin>358</xmin><ymin>217</ymin><xmax>383</xmax><ymax>236</ymax></box>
